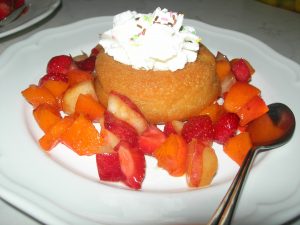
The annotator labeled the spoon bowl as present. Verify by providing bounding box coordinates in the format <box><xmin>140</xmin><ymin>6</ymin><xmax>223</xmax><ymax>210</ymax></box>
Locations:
<box><xmin>208</xmin><ymin>103</ymin><xmax>296</xmax><ymax>225</ymax></box>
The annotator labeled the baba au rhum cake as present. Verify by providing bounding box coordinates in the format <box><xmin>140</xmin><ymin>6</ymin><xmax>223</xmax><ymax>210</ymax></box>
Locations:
<box><xmin>95</xmin><ymin>8</ymin><xmax>220</xmax><ymax>124</ymax></box>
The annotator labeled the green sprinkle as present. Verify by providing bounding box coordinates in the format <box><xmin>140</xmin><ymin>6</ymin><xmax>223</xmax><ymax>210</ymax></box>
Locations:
<box><xmin>143</xmin><ymin>15</ymin><xmax>153</xmax><ymax>23</ymax></box>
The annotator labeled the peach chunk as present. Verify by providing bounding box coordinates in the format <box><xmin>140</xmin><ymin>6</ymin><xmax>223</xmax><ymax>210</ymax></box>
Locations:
<box><xmin>62</xmin><ymin>80</ymin><xmax>97</xmax><ymax>115</ymax></box>
<box><xmin>33</xmin><ymin>104</ymin><xmax>62</xmax><ymax>133</ymax></box>
<box><xmin>39</xmin><ymin>116</ymin><xmax>75</xmax><ymax>151</ymax></box>
<box><xmin>154</xmin><ymin>133</ymin><xmax>188</xmax><ymax>177</ymax></box>
<box><xmin>75</xmin><ymin>94</ymin><xmax>105</xmax><ymax>122</ymax></box>
<box><xmin>237</xmin><ymin>95</ymin><xmax>269</xmax><ymax>126</ymax></box>
<box><xmin>224</xmin><ymin>82</ymin><xmax>261</xmax><ymax>114</ymax></box>
<box><xmin>186</xmin><ymin>140</ymin><xmax>218</xmax><ymax>188</ymax></box>
<box><xmin>22</xmin><ymin>85</ymin><xmax>58</xmax><ymax>108</ymax></box>
<box><xmin>61</xmin><ymin>114</ymin><xmax>102</xmax><ymax>156</ymax></box>
<box><xmin>223</xmin><ymin>132</ymin><xmax>253</xmax><ymax>166</ymax></box>
<box><xmin>67</xmin><ymin>69</ymin><xmax>94</xmax><ymax>87</ymax></box>
<box><xmin>42</xmin><ymin>80</ymin><xmax>69</xmax><ymax>99</ymax></box>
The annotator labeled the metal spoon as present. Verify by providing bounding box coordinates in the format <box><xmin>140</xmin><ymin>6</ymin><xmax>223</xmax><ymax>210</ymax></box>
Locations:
<box><xmin>0</xmin><ymin>3</ymin><xmax>27</xmax><ymax>27</ymax></box>
<box><xmin>208</xmin><ymin>103</ymin><xmax>296</xmax><ymax>225</ymax></box>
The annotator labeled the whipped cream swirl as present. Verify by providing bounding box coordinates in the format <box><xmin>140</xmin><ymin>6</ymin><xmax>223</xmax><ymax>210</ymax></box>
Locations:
<box><xmin>99</xmin><ymin>7</ymin><xmax>201</xmax><ymax>71</ymax></box>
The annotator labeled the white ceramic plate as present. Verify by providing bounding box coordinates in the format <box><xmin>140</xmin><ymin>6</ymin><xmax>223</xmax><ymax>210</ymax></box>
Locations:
<box><xmin>0</xmin><ymin>0</ymin><xmax>61</xmax><ymax>38</ymax></box>
<box><xmin>0</xmin><ymin>17</ymin><xmax>299</xmax><ymax>225</ymax></box>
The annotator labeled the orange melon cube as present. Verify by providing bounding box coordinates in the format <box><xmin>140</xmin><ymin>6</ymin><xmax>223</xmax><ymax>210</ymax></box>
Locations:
<box><xmin>33</xmin><ymin>104</ymin><xmax>62</xmax><ymax>133</ymax></box>
<box><xmin>42</xmin><ymin>80</ymin><xmax>69</xmax><ymax>99</ymax></box>
<box><xmin>67</xmin><ymin>69</ymin><xmax>94</xmax><ymax>87</ymax></box>
<box><xmin>154</xmin><ymin>133</ymin><xmax>188</xmax><ymax>177</ymax></box>
<box><xmin>39</xmin><ymin>116</ymin><xmax>75</xmax><ymax>151</ymax></box>
<box><xmin>199</xmin><ymin>101</ymin><xmax>225</xmax><ymax>123</ymax></box>
<box><xmin>223</xmin><ymin>132</ymin><xmax>253</xmax><ymax>166</ymax></box>
<box><xmin>237</xmin><ymin>95</ymin><xmax>269</xmax><ymax>126</ymax></box>
<box><xmin>246</xmin><ymin>111</ymin><xmax>284</xmax><ymax>146</ymax></box>
<box><xmin>21</xmin><ymin>85</ymin><xmax>58</xmax><ymax>108</ymax></box>
<box><xmin>215</xmin><ymin>52</ymin><xmax>232</xmax><ymax>82</ymax></box>
<box><xmin>75</xmin><ymin>94</ymin><xmax>105</xmax><ymax>122</ymax></box>
<box><xmin>61</xmin><ymin>114</ymin><xmax>102</xmax><ymax>156</ymax></box>
<box><xmin>224</xmin><ymin>82</ymin><xmax>261</xmax><ymax>113</ymax></box>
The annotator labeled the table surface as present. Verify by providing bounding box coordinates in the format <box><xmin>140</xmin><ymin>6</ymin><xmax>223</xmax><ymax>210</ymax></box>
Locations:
<box><xmin>0</xmin><ymin>0</ymin><xmax>299</xmax><ymax>224</ymax></box>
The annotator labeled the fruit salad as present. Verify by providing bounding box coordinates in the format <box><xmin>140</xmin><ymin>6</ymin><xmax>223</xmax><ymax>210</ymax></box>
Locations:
<box><xmin>22</xmin><ymin>44</ymin><xmax>269</xmax><ymax>190</ymax></box>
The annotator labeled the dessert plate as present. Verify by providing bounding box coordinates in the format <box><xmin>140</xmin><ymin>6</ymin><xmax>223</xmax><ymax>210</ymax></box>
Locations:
<box><xmin>0</xmin><ymin>16</ymin><xmax>299</xmax><ymax>225</ymax></box>
<box><xmin>0</xmin><ymin>0</ymin><xmax>61</xmax><ymax>38</ymax></box>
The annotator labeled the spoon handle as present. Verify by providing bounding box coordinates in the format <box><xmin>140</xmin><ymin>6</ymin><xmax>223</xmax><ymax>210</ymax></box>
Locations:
<box><xmin>207</xmin><ymin>148</ymin><xmax>258</xmax><ymax>225</ymax></box>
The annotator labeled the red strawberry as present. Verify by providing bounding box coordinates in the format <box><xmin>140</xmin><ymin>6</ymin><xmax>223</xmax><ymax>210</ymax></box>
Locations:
<box><xmin>47</xmin><ymin>55</ymin><xmax>73</xmax><ymax>75</ymax></box>
<box><xmin>96</xmin><ymin>152</ymin><xmax>125</xmax><ymax>182</ymax></box>
<box><xmin>164</xmin><ymin>122</ymin><xmax>176</xmax><ymax>137</ymax></box>
<box><xmin>182</xmin><ymin>115</ymin><xmax>214</xmax><ymax>143</ymax></box>
<box><xmin>138</xmin><ymin>125</ymin><xmax>166</xmax><ymax>155</ymax></box>
<box><xmin>0</xmin><ymin>1</ymin><xmax>12</xmax><ymax>20</ymax></box>
<box><xmin>75</xmin><ymin>55</ymin><xmax>96</xmax><ymax>72</ymax></box>
<box><xmin>231</xmin><ymin>59</ymin><xmax>251</xmax><ymax>82</ymax></box>
<box><xmin>104</xmin><ymin>111</ymin><xmax>138</xmax><ymax>147</ymax></box>
<box><xmin>14</xmin><ymin>0</ymin><xmax>24</xmax><ymax>8</ymax></box>
<box><xmin>117</xmin><ymin>141</ymin><xmax>146</xmax><ymax>190</ymax></box>
<box><xmin>214</xmin><ymin>112</ymin><xmax>240</xmax><ymax>144</ymax></box>
<box><xmin>38</xmin><ymin>73</ymin><xmax>68</xmax><ymax>86</ymax></box>
<box><xmin>90</xmin><ymin>46</ymin><xmax>100</xmax><ymax>56</ymax></box>
<box><xmin>163</xmin><ymin>120</ymin><xmax>184</xmax><ymax>137</ymax></box>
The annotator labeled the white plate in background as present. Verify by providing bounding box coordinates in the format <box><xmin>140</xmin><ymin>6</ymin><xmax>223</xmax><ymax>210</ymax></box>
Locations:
<box><xmin>0</xmin><ymin>0</ymin><xmax>61</xmax><ymax>38</ymax></box>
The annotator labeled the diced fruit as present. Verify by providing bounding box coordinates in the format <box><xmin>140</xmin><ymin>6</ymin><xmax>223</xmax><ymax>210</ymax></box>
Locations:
<box><xmin>62</xmin><ymin>80</ymin><xmax>97</xmax><ymax>115</ymax></box>
<box><xmin>186</xmin><ymin>140</ymin><xmax>218</xmax><ymax>188</ymax></box>
<box><xmin>21</xmin><ymin>85</ymin><xmax>58</xmax><ymax>108</ymax></box>
<box><xmin>220</xmin><ymin>73</ymin><xmax>236</xmax><ymax>96</ymax></box>
<box><xmin>154</xmin><ymin>133</ymin><xmax>188</xmax><ymax>177</ymax></box>
<box><xmin>66</xmin><ymin>69</ymin><xmax>94</xmax><ymax>87</ymax></box>
<box><xmin>107</xmin><ymin>91</ymin><xmax>148</xmax><ymax>135</ymax></box>
<box><xmin>223</xmin><ymin>132</ymin><xmax>253</xmax><ymax>166</ymax></box>
<box><xmin>61</xmin><ymin>114</ymin><xmax>102</xmax><ymax>155</ymax></box>
<box><xmin>14</xmin><ymin>0</ymin><xmax>24</xmax><ymax>8</ymax></box>
<box><xmin>117</xmin><ymin>142</ymin><xmax>146</xmax><ymax>190</ymax></box>
<box><xmin>104</xmin><ymin>111</ymin><xmax>138</xmax><ymax>148</ymax></box>
<box><xmin>41</xmin><ymin>80</ymin><xmax>69</xmax><ymax>99</ymax></box>
<box><xmin>214</xmin><ymin>112</ymin><xmax>240</xmax><ymax>144</ymax></box>
<box><xmin>224</xmin><ymin>82</ymin><xmax>261</xmax><ymax>113</ymax></box>
<box><xmin>246</xmin><ymin>112</ymin><xmax>284</xmax><ymax>146</ymax></box>
<box><xmin>75</xmin><ymin>94</ymin><xmax>105</xmax><ymax>122</ymax></box>
<box><xmin>138</xmin><ymin>125</ymin><xmax>166</xmax><ymax>155</ymax></box>
<box><xmin>215</xmin><ymin>52</ymin><xmax>231</xmax><ymax>82</ymax></box>
<box><xmin>47</xmin><ymin>55</ymin><xmax>73</xmax><ymax>75</ymax></box>
<box><xmin>163</xmin><ymin>120</ymin><xmax>184</xmax><ymax>136</ymax></box>
<box><xmin>98</xmin><ymin>128</ymin><xmax>120</xmax><ymax>151</ymax></box>
<box><xmin>33</xmin><ymin>104</ymin><xmax>61</xmax><ymax>133</ymax></box>
<box><xmin>0</xmin><ymin>1</ymin><xmax>11</xmax><ymax>20</ymax></box>
<box><xmin>181</xmin><ymin>115</ymin><xmax>214</xmax><ymax>144</ymax></box>
<box><xmin>39</xmin><ymin>116</ymin><xmax>75</xmax><ymax>151</ymax></box>
<box><xmin>90</xmin><ymin>45</ymin><xmax>101</xmax><ymax>56</ymax></box>
<box><xmin>237</xmin><ymin>95</ymin><xmax>269</xmax><ymax>126</ymax></box>
<box><xmin>96</xmin><ymin>152</ymin><xmax>125</xmax><ymax>182</ymax></box>
<box><xmin>199</xmin><ymin>101</ymin><xmax>225</xmax><ymax>123</ymax></box>
<box><xmin>38</xmin><ymin>73</ymin><xmax>68</xmax><ymax>86</ymax></box>
<box><xmin>75</xmin><ymin>55</ymin><xmax>96</xmax><ymax>72</ymax></box>
<box><xmin>230</xmin><ymin>58</ymin><xmax>252</xmax><ymax>82</ymax></box>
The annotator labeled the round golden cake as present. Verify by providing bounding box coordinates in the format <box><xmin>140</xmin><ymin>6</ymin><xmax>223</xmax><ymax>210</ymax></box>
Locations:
<box><xmin>95</xmin><ymin>44</ymin><xmax>220</xmax><ymax>124</ymax></box>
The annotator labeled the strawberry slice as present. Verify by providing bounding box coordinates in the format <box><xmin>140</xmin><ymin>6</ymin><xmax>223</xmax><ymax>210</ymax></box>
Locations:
<box><xmin>117</xmin><ymin>142</ymin><xmax>146</xmax><ymax>190</ymax></box>
<box><xmin>96</xmin><ymin>151</ymin><xmax>125</xmax><ymax>182</ymax></box>
<box><xmin>104</xmin><ymin>111</ymin><xmax>138</xmax><ymax>148</ymax></box>
<box><xmin>138</xmin><ymin>125</ymin><xmax>166</xmax><ymax>155</ymax></box>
